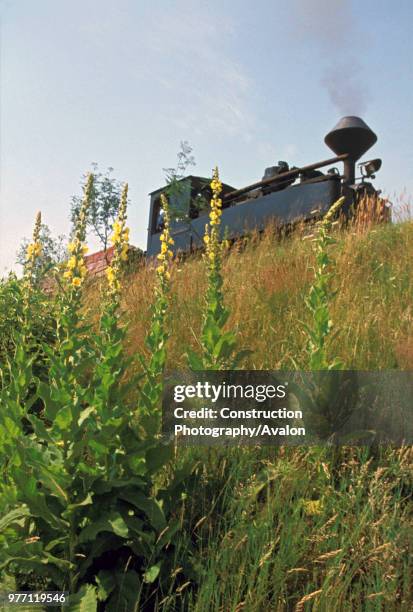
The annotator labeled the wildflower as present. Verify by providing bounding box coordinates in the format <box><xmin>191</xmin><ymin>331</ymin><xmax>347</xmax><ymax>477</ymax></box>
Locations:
<box><xmin>22</xmin><ymin>211</ymin><xmax>42</xmax><ymax>295</ymax></box>
<box><xmin>64</xmin><ymin>173</ymin><xmax>93</xmax><ymax>292</ymax></box>
<box><xmin>26</xmin><ymin>244</ymin><xmax>35</xmax><ymax>258</ymax></box>
<box><xmin>304</xmin><ymin>196</ymin><xmax>346</xmax><ymax>371</ymax></box>
<box><xmin>302</xmin><ymin>499</ymin><xmax>324</xmax><ymax>516</ymax></box>
<box><xmin>191</xmin><ymin>165</ymin><xmax>247</xmax><ymax>370</ymax></box>
<box><xmin>120</xmin><ymin>244</ymin><xmax>129</xmax><ymax>262</ymax></box>
<box><xmin>155</xmin><ymin>193</ymin><xmax>173</xmax><ymax>285</ymax></box>
<box><xmin>211</xmin><ymin>177</ymin><xmax>222</xmax><ymax>194</ymax></box>
<box><xmin>67</xmin><ymin>256</ymin><xmax>77</xmax><ymax>270</ymax></box>
<box><xmin>105</xmin><ymin>182</ymin><xmax>130</xmax><ymax>297</ymax></box>
<box><xmin>106</xmin><ymin>267</ymin><xmax>116</xmax><ymax>284</ymax></box>
<box><xmin>203</xmin><ymin>166</ymin><xmax>223</xmax><ymax>272</ymax></box>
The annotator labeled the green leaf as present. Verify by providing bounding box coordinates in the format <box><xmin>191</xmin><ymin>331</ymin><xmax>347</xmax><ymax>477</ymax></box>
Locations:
<box><xmin>68</xmin><ymin>584</ymin><xmax>97</xmax><ymax>612</ymax></box>
<box><xmin>78</xmin><ymin>406</ymin><xmax>96</xmax><ymax>426</ymax></box>
<box><xmin>144</xmin><ymin>563</ymin><xmax>161</xmax><ymax>583</ymax></box>
<box><xmin>145</xmin><ymin>443</ymin><xmax>172</xmax><ymax>473</ymax></box>
<box><xmin>118</xmin><ymin>491</ymin><xmax>166</xmax><ymax>530</ymax></box>
<box><xmin>0</xmin><ymin>506</ymin><xmax>30</xmax><ymax>532</ymax></box>
<box><xmin>13</xmin><ymin>473</ymin><xmax>68</xmax><ymax>531</ymax></box>
<box><xmin>96</xmin><ymin>570</ymin><xmax>117</xmax><ymax>601</ymax></box>
<box><xmin>26</xmin><ymin>414</ymin><xmax>54</xmax><ymax>443</ymax></box>
<box><xmin>106</xmin><ymin>571</ymin><xmax>141</xmax><ymax>612</ymax></box>
<box><xmin>78</xmin><ymin>512</ymin><xmax>129</xmax><ymax>543</ymax></box>
<box><xmin>186</xmin><ymin>349</ymin><xmax>205</xmax><ymax>371</ymax></box>
<box><xmin>54</xmin><ymin>404</ymin><xmax>72</xmax><ymax>429</ymax></box>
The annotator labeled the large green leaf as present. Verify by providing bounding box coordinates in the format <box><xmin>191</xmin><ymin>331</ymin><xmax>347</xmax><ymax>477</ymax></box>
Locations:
<box><xmin>68</xmin><ymin>584</ymin><xmax>97</xmax><ymax>612</ymax></box>
<box><xmin>0</xmin><ymin>506</ymin><xmax>30</xmax><ymax>532</ymax></box>
<box><xmin>106</xmin><ymin>571</ymin><xmax>141</xmax><ymax>612</ymax></box>
<box><xmin>78</xmin><ymin>512</ymin><xmax>129</xmax><ymax>543</ymax></box>
<box><xmin>143</xmin><ymin>563</ymin><xmax>161</xmax><ymax>583</ymax></box>
<box><xmin>118</xmin><ymin>491</ymin><xmax>166</xmax><ymax>530</ymax></box>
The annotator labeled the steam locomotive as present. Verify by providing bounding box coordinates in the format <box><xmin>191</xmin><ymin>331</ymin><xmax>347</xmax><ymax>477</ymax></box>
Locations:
<box><xmin>146</xmin><ymin>116</ymin><xmax>385</xmax><ymax>257</ymax></box>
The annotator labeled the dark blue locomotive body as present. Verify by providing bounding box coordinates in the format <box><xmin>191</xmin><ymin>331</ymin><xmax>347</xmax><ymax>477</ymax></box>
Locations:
<box><xmin>146</xmin><ymin>116</ymin><xmax>384</xmax><ymax>258</ymax></box>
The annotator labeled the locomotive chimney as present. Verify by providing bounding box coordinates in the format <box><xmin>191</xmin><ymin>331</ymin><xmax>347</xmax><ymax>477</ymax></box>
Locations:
<box><xmin>324</xmin><ymin>116</ymin><xmax>377</xmax><ymax>185</ymax></box>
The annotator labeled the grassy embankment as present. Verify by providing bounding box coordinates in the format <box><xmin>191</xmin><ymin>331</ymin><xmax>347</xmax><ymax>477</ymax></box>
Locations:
<box><xmin>1</xmin><ymin>206</ymin><xmax>412</xmax><ymax>611</ymax></box>
<box><xmin>83</xmin><ymin>216</ymin><xmax>413</xmax><ymax>610</ymax></box>
<box><xmin>90</xmin><ymin>217</ymin><xmax>413</xmax><ymax>371</ymax></box>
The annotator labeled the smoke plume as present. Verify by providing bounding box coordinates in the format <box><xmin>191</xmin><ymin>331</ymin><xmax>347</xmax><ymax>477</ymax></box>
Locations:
<box><xmin>290</xmin><ymin>0</ymin><xmax>369</xmax><ymax>115</ymax></box>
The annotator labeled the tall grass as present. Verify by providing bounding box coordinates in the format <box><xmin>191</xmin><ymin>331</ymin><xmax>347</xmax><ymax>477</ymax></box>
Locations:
<box><xmin>113</xmin><ymin>216</ymin><xmax>413</xmax><ymax>372</ymax></box>
<box><xmin>0</xmin><ymin>178</ymin><xmax>412</xmax><ymax>611</ymax></box>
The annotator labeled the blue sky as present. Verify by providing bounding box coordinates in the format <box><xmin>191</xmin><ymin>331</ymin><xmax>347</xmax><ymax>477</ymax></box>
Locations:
<box><xmin>1</xmin><ymin>0</ymin><xmax>412</xmax><ymax>273</ymax></box>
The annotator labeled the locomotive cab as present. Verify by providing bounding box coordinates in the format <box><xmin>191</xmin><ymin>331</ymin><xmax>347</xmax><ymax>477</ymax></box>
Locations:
<box><xmin>146</xmin><ymin>176</ymin><xmax>235</xmax><ymax>256</ymax></box>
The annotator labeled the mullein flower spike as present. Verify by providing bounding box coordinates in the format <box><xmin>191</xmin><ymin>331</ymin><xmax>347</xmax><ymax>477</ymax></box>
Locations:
<box><xmin>25</xmin><ymin>211</ymin><xmax>42</xmax><ymax>266</ymax></box>
<box><xmin>106</xmin><ymin>183</ymin><xmax>130</xmax><ymax>296</ymax></box>
<box><xmin>64</xmin><ymin>173</ymin><xmax>93</xmax><ymax>289</ymax></box>
<box><xmin>203</xmin><ymin>166</ymin><xmax>223</xmax><ymax>270</ymax></box>
<box><xmin>156</xmin><ymin>193</ymin><xmax>174</xmax><ymax>283</ymax></box>
<box><xmin>23</xmin><ymin>211</ymin><xmax>42</xmax><ymax>291</ymax></box>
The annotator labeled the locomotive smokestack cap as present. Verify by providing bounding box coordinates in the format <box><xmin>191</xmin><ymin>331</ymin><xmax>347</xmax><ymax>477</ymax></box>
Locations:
<box><xmin>324</xmin><ymin>116</ymin><xmax>377</xmax><ymax>161</ymax></box>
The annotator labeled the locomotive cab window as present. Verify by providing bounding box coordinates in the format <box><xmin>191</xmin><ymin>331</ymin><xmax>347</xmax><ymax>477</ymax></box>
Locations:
<box><xmin>149</xmin><ymin>176</ymin><xmax>236</xmax><ymax>236</ymax></box>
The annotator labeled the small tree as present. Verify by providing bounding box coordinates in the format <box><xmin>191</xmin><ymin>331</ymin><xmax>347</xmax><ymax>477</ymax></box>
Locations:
<box><xmin>70</xmin><ymin>163</ymin><xmax>125</xmax><ymax>251</ymax></box>
<box><xmin>163</xmin><ymin>141</ymin><xmax>196</xmax><ymax>220</ymax></box>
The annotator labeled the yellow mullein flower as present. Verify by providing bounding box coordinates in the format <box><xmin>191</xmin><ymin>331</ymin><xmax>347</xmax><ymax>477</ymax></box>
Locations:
<box><xmin>106</xmin><ymin>267</ymin><xmax>115</xmax><ymax>283</ymax></box>
<box><xmin>302</xmin><ymin>499</ymin><xmax>324</xmax><ymax>516</ymax></box>
<box><xmin>202</xmin><ymin>166</ymin><xmax>225</xmax><ymax>271</ymax></box>
<box><xmin>67</xmin><ymin>256</ymin><xmax>77</xmax><ymax>270</ymax></box>
<box><xmin>64</xmin><ymin>173</ymin><xmax>93</xmax><ymax>291</ymax></box>
<box><xmin>23</xmin><ymin>211</ymin><xmax>42</xmax><ymax>293</ymax></box>
<box><xmin>155</xmin><ymin>193</ymin><xmax>173</xmax><ymax>285</ymax></box>
<box><xmin>210</xmin><ymin>177</ymin><xmax>222</xmax><ymax>194</ymax></box>
<box><xmin>105</xmin><ymin>182</ymin><xmax>130</xmax><ymax>297</ymax></box>
<box><xmin>120</xmin><ymin>244</ymin><xmax>129</xmax><ymax>262</ymax></box>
